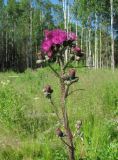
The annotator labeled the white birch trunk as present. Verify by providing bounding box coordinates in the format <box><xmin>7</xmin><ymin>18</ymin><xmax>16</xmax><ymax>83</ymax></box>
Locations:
<box><xmin>76</xmin><ymin>20</ymin><xmax>78</xmax><ymax>45</ymax></box>
<box><xmin>81</xmin><ymin>27</ymin><xmax>84</xmax><ymax>50</ymax></box>
<box><xmin>89</xmin><ymin>29</ymin><xmax>91</xmax><ymax>56</ymax></box>
<box><xmin>99</xmin><ymin>27</ymin><xmax>102</xmax><ymax>68</ymax></box>
<box><xmin>88</xmin><ymin>28</ymin><xmax>92</xmax><ymax>67</ymax></box>
<box><xmin>67</xmin><ymin>3</ymin><xmax>70</xmax><ymax>33</ymax></box>
<box><xmin>62</xmin><ymin>0</ymin><xmax>68</xmax><ymax>62</ymax></box>
<box><xmin>86</xmin><ymin>29</ymin><xmax>89</xmax><ymax>66</ymax></box>
<box><xmin>94</xmin><ymin>13</ymin><xmax>98</xmax><ymax>69</ymax></box>
<box><xmin>93</xmin><ymin>54</ymin><xmax>95</xmax><ymax>68</ymax></box>
<box><xmin>6</xmin><ymin>30</ymin><xmax>8</xmax><ymax>68</ymax></box>
<box><xmin>5</xmin><ymin>13</ymin><xmax>8</xmax><ymax>70</ymax></box>
<box><xmin>110</xmin><ymin>0</ymin><xmax>115</xmax><ymax>71</ymax></box>
<box><xmin>30</xmin><ymin>4</ymin><xmax>33</xmax><ymax>68</ymax></box>
<box><xmin>62</xmin><ymin>0</ymin><xmax>67</xmax><ymax>30</ymax></box>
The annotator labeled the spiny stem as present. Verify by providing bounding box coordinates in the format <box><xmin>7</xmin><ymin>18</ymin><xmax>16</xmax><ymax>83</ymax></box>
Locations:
<box><xmin>59</xmin><ymin>56</ymin><xmax>75</xmax><ymax>160</ymax></box>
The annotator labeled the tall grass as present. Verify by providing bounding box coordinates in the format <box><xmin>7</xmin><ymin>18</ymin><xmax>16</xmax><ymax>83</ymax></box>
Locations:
<box><xmin>0</xmin><ymin>68</ymin><xmax>118</xmax><ymax>160</ymax></box>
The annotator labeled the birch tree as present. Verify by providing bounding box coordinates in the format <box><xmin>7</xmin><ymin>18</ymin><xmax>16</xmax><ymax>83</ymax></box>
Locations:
<box><xmin>110</xmin><ymin>0</ymin><xmax>115</xmax><ymax>71</ymax></box>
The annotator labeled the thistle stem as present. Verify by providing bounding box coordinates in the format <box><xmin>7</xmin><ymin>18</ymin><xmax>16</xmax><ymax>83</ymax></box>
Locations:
<box><xmin>59</xmin><ymin>56</ymin><xmax>75</xmax><ymax>160</ymax></box>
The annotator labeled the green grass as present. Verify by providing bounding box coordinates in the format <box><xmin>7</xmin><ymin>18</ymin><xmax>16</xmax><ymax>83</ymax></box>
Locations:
<box><xmin>0</xmin><ymin>67</ymin><xmax>118</xmax><ymax>160</ymax></box>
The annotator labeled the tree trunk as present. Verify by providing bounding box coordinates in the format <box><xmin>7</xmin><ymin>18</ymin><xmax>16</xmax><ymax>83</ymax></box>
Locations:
<box><xmin>62</xmin><ymin>0</ymin><xmax>68</xmax><ymax>62</ymax></box>
<box><xmin>67</xmin><ymin>2</ymin><xmax>70</xmax><ymax>33</ymax></box>
<box><xmin>94</xmin><ymin>13</ymin><xmax>98</xmax><ymax>69</ymax></box>
<box><xmin>88</xmin><ymin>25</ymin><xmax>92</xmax><ymax>68</ymax></box>
<box><xmin>81</xmin><ymin>27</ymin><xmax>84</xmax><ymax>50</ymax></box>
<box><xmin>86</xmin><ymin>29</ymin><xmax>89</xmax><ymax>66</ymax></box>
<box><xmin>110</xmin><ymin>0</ymin><xmax>115</xmax><ymax>71</ymax></box>
<box><xmin>88</xmin><ymin>17</ymin><xmax>92</xmax><ymax>68</ymax></box>
<box><xmin>5</xmin><ymin>30</ymin><xmax>8</xmax><ymax>70</ymax></box>
<box><xmin>99</xmin><ymin>26</ymin><xmax>102</xmax><ymax>68</ymax></box>
<box><xmin>29</xmin><ymin>3</ymin><xmax>33</xmax><ymax>68</ymax></box>
<box><xmin>76</xmin><ymin>20</ymin><xmax>78</xmax><ymax>45</ymax></box>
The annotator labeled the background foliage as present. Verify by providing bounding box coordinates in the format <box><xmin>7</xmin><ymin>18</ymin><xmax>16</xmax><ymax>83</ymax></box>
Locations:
<box><xmin>0</xmin><ymin>0</ymin><xmax>118</xmax><ymax>71</ymax></box>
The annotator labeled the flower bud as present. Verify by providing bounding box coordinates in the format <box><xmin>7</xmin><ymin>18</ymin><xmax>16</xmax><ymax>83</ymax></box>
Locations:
<box><xmin>72</xmin><ymin>46</ymin><xmax>84</xmax><ymax>57</ymax></box>
<box><xmin>43</xmin><ymin>85</ymin><xmax>53</xmax><ymax>94</ymax></box>
<box><xmin>56</xmin><ymin>128</ymin><xmax>64</xmax><ymax>137</ymax></box>
<box><xmin>69</xmin><ymin>69</ymin><xmax>76</xmax><ymax>79</ymax></box>
<box><xmin>43</xmin><ymin>85</ymin><xmax>53</xmax><ymax>98</ymax></box>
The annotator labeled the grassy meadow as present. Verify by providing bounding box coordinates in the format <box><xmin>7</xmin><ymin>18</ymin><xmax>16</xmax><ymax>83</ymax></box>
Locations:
<box><xmin>0</xmin><ymin>66</ymin><xmax>118</xmax><ymax>160</ymax></box>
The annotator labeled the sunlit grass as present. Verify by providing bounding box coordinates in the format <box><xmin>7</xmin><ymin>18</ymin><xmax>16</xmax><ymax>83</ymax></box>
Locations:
<box><xmin>0</xmin><ymin>67</ymin><xmax>118</xmax><ymax>160</ymax></box>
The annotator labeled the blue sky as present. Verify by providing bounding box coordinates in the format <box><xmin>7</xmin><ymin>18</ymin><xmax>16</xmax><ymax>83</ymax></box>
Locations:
<box><xmin>4</xmin><ymin>0</ymin><xmax>58</xmax><ymax>5</ymax></box>
<box><xmin>4</xmin><ymin>0</ymin><xmax>7</xmax><ymax>4</ymax></box>
<box><xmin>50</xmin><ymin>0</ymin><xmax>58</xmax><ymax>4</ymax></box>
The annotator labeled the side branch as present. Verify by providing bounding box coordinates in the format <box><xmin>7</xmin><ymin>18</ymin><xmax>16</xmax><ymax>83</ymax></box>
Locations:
<box><xmin>63</xmin><ymin>58</ymin><xmax>73</xmax><ymax>71</ymax></box>
<box><xmin>48</xmin><ymin>63</ymin><xmax>61</xmax><ymax>79</ymax></box>
<box><xmin>60</xmin><ymin>137</ymin><xmax>71</xmax><ymax>149</ymax></box>
<box><xmin>64</xmin><ymin>77</ymin><xmax>79</xmax><ymax>88</ymax></box>
<box><xmin>64</xmin><ymin>85</ymin><xmax>69</xmax><ymax>98</ymax></box>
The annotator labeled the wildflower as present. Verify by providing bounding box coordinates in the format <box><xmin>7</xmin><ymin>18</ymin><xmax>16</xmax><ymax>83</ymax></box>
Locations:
<box><xmin>51</xmin><ymin>29</ymin><xmax>67</xmax><ymax>45</ymax></box>
<box><xmin>72</xmin><ymin>46</ymin><xmax>84</xmax><ymax>58</ymax></box>
<box><xmin>73</xmin><ymin>46</ymin><xmax>81</xmax><ymax>52</ymax></box>
<box><xmin>43</xmin><ymin>85</ymin><xmax>53</xmax><ymax>98</ymax></box>
<box><xmin>43</xmin><ymin>85</ymin><xmax>53</xmax><ymax>93</ymax></box>
<box><xmin>62</xmin><ymin>69</ymin><xmax>79</xmax><ymax>85</ymax></box>
<box><xmin>47</xmin><ymin>50</ymin><xmax>53</xmax><ymax>58</ymax></box>
<box><xmin>69</xmin><ymin>69</ymin><xmax>76</xmax><ymax>80</ymax></box>
<box><xmin>41</xmin><ymin>29</ymin><xmax>79</xmax><ymax>59</ymax></box>
<box><xmin>41</xmin><ymin>39</ymin><xmax>53</xmax><ymax>52</ymax></box>
<box><xmin>44</xmin><ymin>30</ymin><xmax>53</xmax><ymax>39</ymax></box>
<box><xmin>44</xmin><ymin>29</ymin><xmax>67</xmax><ymax>45</ymax></box>
<box><xmin>67</xmin><ymin>32</ymin><xmax>77</xmax><ymax>41</ymax></box>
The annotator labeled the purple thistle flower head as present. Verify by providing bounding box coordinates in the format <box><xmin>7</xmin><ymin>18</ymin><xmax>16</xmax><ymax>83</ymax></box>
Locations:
<box><xmin>51</xmin><ymin>29</ymin><xmax>67</xmax><ymax>45</ymax></box>
<box><xmin>43</xmin><ymin>85</ymin><xmax>53</xmax><ymax>93</ymax></box>
<box><xmin>41</xmin><ymin>39</ymin><xmax>53</xmax><ymax>52</ymax></box>
<box><xmin>69</xmin><ymin>69</ymin><xmax>76</xmax><ymax>78</ymax></box>
<box><xmin>44</xmin><ymin>30</ymin><xmax>53</xmax><ymax>40</ymax></box>
<box><xmin>72</xmin><ymin>46</ymin><xmax>84</xmax><ymax>57</ymax></box>
<box><xmin>41</xmin><ymin>29</ymin><xmax>79</xmax><ymax>59</ymax></box>
<box><xmin>73</xmin><ymin>46</ymin><xmax>81</xmax><ymax>53</ymax></box>
<box><xmin>47</xmin><ymin>50</ymin><xmax>53</xmax><ymax>58</ymax></box>
<box><xmin>67</xmin><ymin>32</ymin><xmax>77</xmax><ymax>41</ymax></box>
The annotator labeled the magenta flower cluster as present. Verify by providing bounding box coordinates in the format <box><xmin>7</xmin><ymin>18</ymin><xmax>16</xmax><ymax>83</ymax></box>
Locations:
<box><xmin>72</xmin><ymin>46</ymin><xmax>81</xmax><ymax>53</ymax></box>
<box><xmin>41</xmin><ymin>29</ymin><xmax>77</xmax><ymax>58</ymax></box>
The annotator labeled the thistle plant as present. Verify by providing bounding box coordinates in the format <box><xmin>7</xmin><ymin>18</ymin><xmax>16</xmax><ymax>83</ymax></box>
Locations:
<box><xmin>41</xmin><ymin>29</ymin><xmax>84</xmax><ymax>160</ymax></box>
